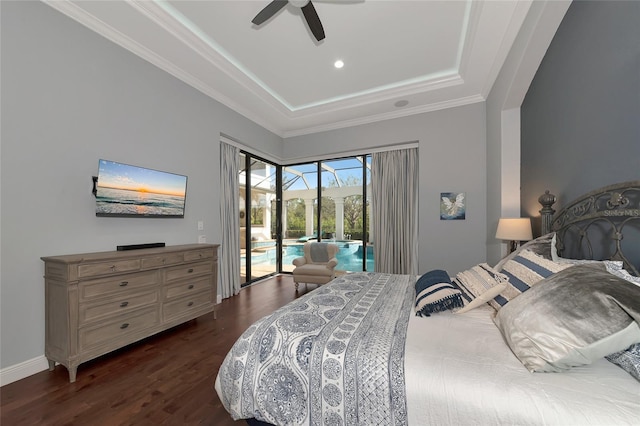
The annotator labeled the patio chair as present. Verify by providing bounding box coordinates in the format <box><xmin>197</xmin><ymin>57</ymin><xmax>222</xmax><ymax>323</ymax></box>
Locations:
<box><xmin>292</xmin><ymin>242</ymin><xmax>340</xmax><ymax>290</ymax></box>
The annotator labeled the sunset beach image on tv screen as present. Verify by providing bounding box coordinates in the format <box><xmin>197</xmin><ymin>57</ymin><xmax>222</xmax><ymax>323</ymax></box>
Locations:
<box><xmin>95</xmin><ymin>160</ymin><xmax>187</xmax><ymax>217</ymax></box>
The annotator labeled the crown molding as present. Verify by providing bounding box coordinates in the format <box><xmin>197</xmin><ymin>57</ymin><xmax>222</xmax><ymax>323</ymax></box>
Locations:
<box><xmin>283</xmin><ymin>94</ymin><xmax>485</xmax><ymax>138</ymax></box>
<box><xmin>41</xmin><ymin>0</ymin><xmax>527</xmax><ymax>138</ymax></box>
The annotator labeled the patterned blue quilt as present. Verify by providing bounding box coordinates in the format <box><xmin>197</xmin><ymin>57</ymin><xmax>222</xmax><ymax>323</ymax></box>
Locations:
<box><xmin>217</xmin><ymin>272</ymin><xmax>415</xmax><ymax>425</ymax></box>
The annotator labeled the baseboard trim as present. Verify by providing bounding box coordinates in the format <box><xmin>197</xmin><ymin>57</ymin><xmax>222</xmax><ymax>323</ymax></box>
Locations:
<box><xmin>0</xmin><ymin>355</ymin><xmax>49</xmax><ymax>386</ymax></box>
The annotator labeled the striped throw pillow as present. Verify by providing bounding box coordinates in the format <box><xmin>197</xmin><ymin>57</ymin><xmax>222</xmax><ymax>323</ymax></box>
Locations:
<box><xmin>495</xmin><ymin>249</ymin><xmax>573</xmax><ymax>308</ymax></box>
<box><xmin>415</xmin><ymin>269</ymin><xmax>463</xmax><ymax>317</ymax></box>
<box><xmin>453</xmin><ymin>263</ymin><xmax>508</xmax><ymax>312</ymax></box>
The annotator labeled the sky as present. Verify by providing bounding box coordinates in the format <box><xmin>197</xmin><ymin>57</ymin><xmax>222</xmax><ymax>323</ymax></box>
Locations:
<box><xmin>97</xmin><ymin>160</ymin><xmax>187</xmax><ymax>196</ymax></box>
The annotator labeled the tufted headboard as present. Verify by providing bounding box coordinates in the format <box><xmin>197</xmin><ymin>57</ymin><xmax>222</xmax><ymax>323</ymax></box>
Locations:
<box><xmin>539</xmin><ymin>180</ymin><xmax>640</xmax><ymax>276</ymax></box>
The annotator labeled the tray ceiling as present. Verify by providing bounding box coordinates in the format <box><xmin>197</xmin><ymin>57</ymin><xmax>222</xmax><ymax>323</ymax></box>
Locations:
<box><xmin>45</xmin><ymin>0</ymin><xmax>535</xmax><ymax>137</ymax></box>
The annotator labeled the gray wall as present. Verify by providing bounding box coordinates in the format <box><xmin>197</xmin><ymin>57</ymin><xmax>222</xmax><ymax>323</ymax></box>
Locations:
<box><xmin>0</xmin><ymin>0</ymin><xmax>580</xmax><ymax>382</ymax></box>
<box><xmin>0</xmin><ymin>1</ymin><xmax>281</xmax><ymax>370</ymax></box>
<box><xmin>284</xmin><ymin>102</ymin><xmax>488</xmax><ymax>277</ymax></box>
<box><xmin>1</xmin><ymin>1</ymin><xmax>489</xmax><ymax>376</ymax></box>
<box><xmin>521</xmin><ymin>0</ymin><xmax>640</xmax><ymax>221</ymax></box>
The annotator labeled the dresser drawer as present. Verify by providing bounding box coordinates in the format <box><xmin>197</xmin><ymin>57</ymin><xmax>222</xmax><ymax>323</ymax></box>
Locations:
<box><xmin>43</xmin><ymin>244</ymin><xmax>219</xmax><ymax>382</ymax></box>
<box><xmin>165</xmin><ymin>261</ymin><xmax>212</xmax><ymax>283</ymax></box>
<box><xmin>78</xmin><ymin>259</ymin><xmax>141</xmax><ymax>279</ymax></box>
<box><xmin>183</xmin><ymin>248</ymin><xmax>214</xmax><ymax>262</ymax></box>
<box><xmin>79</xmin><ymin>270</ymin><xmax>158</xmax><ymax>301</ymax></box>
<box><xmin>79</xmin><ymin>290</ymin><xmax>158</xmax><ymax>325</ymax></box>
<box><xmin>141</xmin><ymin>253</ymin><xmax>184</xmax><ymax>269</ymax></box>
<box><xmin>163</xmin><ymin>276</ymin><xmax>212</xmax><ymax>301</ymax></box>
<box><xmin>162</xmin><ymin>291</ymin><xmax>212</xmax><ymax>322</ymax></box>
<box><xmin>79</xmin><ymin>307</ymin><xmax>159</xmax><ymax>350</ymax></box>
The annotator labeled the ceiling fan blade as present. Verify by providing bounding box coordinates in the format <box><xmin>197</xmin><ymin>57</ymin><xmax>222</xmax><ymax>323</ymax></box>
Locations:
<box><xmin>252</xmin><ymin>0</ymin><xmax>289</xmax><ymax>25</ymax></box>
<box><xmin>301</xmin><ymin>2</ymin><xmax>325</xmax><ymax>41</ymax></box>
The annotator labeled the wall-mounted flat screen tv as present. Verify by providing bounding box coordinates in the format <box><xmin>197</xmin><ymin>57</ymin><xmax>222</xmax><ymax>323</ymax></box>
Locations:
<box><xmin>95</xmin><ymin>159</ymin><xmax>187</xmax><ymax>218</ymax></box>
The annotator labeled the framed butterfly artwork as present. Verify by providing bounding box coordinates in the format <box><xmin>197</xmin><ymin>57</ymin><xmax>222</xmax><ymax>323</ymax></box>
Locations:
<box><xmin>440</xmin><ymin>192</ymin><xmax>466</xmax><ymax>220</ymax></box>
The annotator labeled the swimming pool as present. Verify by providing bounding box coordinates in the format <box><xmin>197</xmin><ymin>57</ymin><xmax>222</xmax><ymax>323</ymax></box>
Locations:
<box><xmin>283</xmin><ymin>241</ymin><xmax>374</xmax><ymax>272</ymax></box>
<box><xmin>242</xmin><ymin>241</ymin><xmax>375</xmax><ymax>272</ymax></box>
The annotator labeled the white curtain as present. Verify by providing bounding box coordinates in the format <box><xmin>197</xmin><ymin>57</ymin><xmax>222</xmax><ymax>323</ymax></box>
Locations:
<box><xmin>371</xmin><ymin>148</ymin><xmax>419</xmax><ymax>275</ymax></box>
<box><xmin>219</xmin><ymin>142</ymin><xmax>241</xmax><ymax>298</ymax></box>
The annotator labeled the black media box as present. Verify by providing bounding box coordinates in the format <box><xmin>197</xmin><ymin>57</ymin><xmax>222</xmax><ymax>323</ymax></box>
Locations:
<box><xmin>117</xmin><ymin>242</ymin><xmax>166</xmax><ymax>251</ymax></box>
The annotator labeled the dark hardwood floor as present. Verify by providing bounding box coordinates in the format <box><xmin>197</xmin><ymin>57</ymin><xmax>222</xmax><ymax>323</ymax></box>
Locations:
<box><xmin>1</xmin><ymin>274</ymin><xmax>313</xmax><ymax>425</ymax></box>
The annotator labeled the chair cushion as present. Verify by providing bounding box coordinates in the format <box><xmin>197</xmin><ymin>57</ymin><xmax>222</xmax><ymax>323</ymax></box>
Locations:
<box><xmin>293</xmin><ymin>264</ymin><xmax>335</xmax><ymax>277</ymax></box>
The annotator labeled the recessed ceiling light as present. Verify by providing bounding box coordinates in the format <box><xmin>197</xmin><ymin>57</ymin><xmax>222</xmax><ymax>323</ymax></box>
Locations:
<box><xmin>394</xmin><ymin>100</ymin><xmax>409</xmax><ymax>107</ymax></box>
<box><xmin>334</xmin><ymin>60</ymin><xmax>344</xmax><ymax>69</ymax></box>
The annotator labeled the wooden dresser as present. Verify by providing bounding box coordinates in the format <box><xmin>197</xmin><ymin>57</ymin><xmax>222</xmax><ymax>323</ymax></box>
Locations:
<box><xmin>41</xmin><ymin>243</ymin><xmax>219</xmax><ymax>382</ymax></box>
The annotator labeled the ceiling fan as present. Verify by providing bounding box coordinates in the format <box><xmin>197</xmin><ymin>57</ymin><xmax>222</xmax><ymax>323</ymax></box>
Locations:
<box><xmin>252</xmin><ymin>0</ymin><xmax>325</xmax><ymax>42</ymax></box>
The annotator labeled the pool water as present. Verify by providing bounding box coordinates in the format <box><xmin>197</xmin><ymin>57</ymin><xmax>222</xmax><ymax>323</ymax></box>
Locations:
<box><xmin>243</xmin><ymin>241</ymin><xmax>375</xmax><ymax>272</ymax></box>
<box><xmin>283</xmin><ymin>242</ymin><xmax>374</xmax><ymax>272</ymax></box>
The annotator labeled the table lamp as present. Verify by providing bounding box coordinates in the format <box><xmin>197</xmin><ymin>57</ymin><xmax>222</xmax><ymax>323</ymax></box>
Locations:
<box><xmin>496</xmin><ymin>218</ymin><xmax>533</xmax><ymax>253</ymax></box>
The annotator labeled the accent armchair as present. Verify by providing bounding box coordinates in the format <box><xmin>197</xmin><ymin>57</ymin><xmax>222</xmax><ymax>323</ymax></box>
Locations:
<box><xmin>292</xmin><ymin>242</ymin><xmax>340</xmax><ymax>290</ymax></box>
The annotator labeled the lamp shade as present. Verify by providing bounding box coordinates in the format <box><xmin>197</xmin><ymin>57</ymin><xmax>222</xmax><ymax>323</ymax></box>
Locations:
<box><xmin>495</xmin><ymin>218</ymin><xmax>533</xmax><ymax>241</ymax></box>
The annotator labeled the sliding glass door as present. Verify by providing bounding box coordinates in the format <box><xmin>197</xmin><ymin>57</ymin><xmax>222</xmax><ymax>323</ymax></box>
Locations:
<box><xmin>281</xmin><ymin>156</ymin><xmax>373</xmax><ymax>273</ymax></box>
<box><xmin>281</xmin><ymin>163</ymin><xmax>318</xmax><ymax>272</ymax></box>
<box><xmin>238</xmin><ymin>151</ymin><xmax>372</xmax><ymax>284</ymax></box>
<box><xmin>239</xmin><ymin>152</ymin><xmax>280</xmax><ymax>286</ymax></box>
<box><xmin>320</xmin><ymin>156</ymin><xmax>373</xmax><ymax>271</ymax></box>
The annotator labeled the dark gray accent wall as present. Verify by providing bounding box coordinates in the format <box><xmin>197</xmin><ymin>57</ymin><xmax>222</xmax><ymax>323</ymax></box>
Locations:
<box><xmin>521</xmin><ymin>0</ymin><xmax>640</xmax><ymax>226</ymax></box>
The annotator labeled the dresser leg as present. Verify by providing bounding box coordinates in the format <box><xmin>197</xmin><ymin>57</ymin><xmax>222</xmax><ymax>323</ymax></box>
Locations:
<box><xmin>47</xmin><ymin>359</ymin><xmax>55</xmax><ymax>371</ymax></box>
<box><xmin>68</xmin><ymin>365</ymin><xmax>78</xmax><ymax>383</ymax></box>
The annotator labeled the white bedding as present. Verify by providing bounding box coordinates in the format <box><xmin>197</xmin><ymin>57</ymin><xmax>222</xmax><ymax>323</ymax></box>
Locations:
<box><xmin>215</xmin><ymin>274</ymin><xmax>640</xmax><ymax>425</ymax></box>
<box><xmin>405</xmin><ymin>304</ymin><xmax>640</xmax><ymax>425</ymax></box>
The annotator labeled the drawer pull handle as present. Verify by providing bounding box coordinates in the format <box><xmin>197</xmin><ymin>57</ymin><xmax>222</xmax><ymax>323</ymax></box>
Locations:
<box><xmin>120</xmin><ymin>323</ymin><xmax>129</xmax><ymax>329</ymax></box>
<box><xmin>187</xmin><ymin>302</ymin><xmax>194</xmax><ymax>307</ymax></box>
<box><xmin>188</xmin><ymin>284</ymin><xmax>194</xmax><ymax>289</ymax></box>
<box><xmin>120</xmin><ymin>301</ymin><xmax>129</xmax><ymax>308</ymax></box>
<box><xmin>110</xmin><ymin>265</ymin><xmax>116</xmax><ymax>271</ymax></box>
<box><xmin>187</xmin><ymin>268</ymin><xmax>194</xmax><ymax>273</ymax></box>
<box><xmin>119</xmin><ymin>281</ymin><xmax>129</xmax><ymax>287</ymax></box>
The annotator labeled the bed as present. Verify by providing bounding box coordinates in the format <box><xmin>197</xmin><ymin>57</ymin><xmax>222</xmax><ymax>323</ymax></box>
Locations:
<box><xmin>215</xmin><ymin>181</ymin><xmax>640</xmax><ymax>425</ymax></box>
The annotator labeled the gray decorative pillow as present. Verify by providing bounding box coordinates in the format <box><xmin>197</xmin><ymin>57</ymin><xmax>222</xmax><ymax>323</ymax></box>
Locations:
<box><xmin>494</xmin><ymin>232</ymin><xmax>555</xmax><ymax>271</ymax></box>
<box><xmin>606</xmin><ymin>343</ymin><xmax>640</xmax><ymax>381</ymax></box>
<box><xmin>494</xmin><ymin>264</ymin><xmax>640</xmax><ymax>373</ymax></box>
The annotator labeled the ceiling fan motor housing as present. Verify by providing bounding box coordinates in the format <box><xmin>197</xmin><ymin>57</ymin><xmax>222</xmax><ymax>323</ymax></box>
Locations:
<box><xmin>290</xmin><ymin>0</ymin><xmax>310</xmax><ymax>8</ymax></box>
